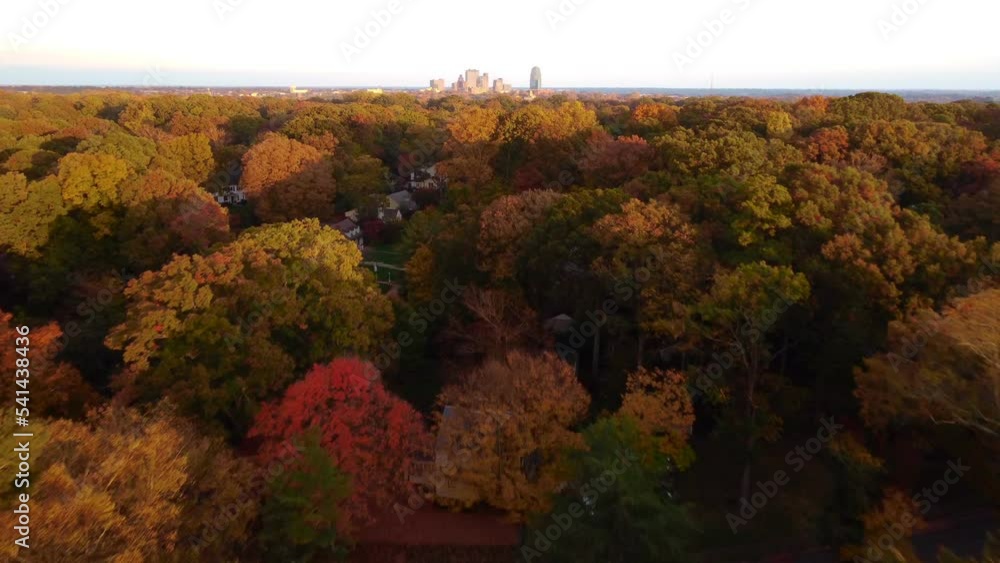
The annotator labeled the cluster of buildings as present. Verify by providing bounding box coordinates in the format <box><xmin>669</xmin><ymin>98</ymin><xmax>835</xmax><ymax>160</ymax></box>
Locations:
<box><xmin>212</xmin><ymin>164</ymin><xmax>446</xmax><ymax>250</ymax></box>
<box><xmin>428</xmin><ymin>66</ymin><xmax>543</xmax><ymax>95</ymax></box>
<box><xmin>430</xmin><ymin>68</ymin><xmax>511</xmax><ymax>94</ymax></box>
<box><xmin>328</xmin><ymin>164</ymin><xmax>445</xmax><ymax>249</ymax></box>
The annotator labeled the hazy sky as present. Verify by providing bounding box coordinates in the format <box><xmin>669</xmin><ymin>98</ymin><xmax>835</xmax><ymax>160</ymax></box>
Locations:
<box><xmin>1</xmin><ymin>0</ymin><xmax>998</xmax><ymax>88</ymax></box>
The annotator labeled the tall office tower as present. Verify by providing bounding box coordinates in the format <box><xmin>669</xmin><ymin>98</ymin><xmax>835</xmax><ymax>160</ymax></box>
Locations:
<box><xmin>493</xmin><ymin>78</ymin><xmax>505</xmax><ymax>92</ymax></box>
<box><xmin>481</xmin><ymin>73</ymin><xmax>489</xmax><ymax>92</ymax></box>
<box><xmin>530</xmin><ymin>66</ymin><xmax>542</xmax><ymax>90</ymax></box>
<box><xmin>465</xmin><ymin>69</ymin><xmax>480</xmax><ymax>90</ymax></box>
<box><xmin>430</xmin><ymin>79</ymin><xmax>445</xmax><ymax>92</ymax></box>
<box><xmin>456</xmin><ymin>75</ymin><xmax>466</xmax><ymax>92</ymax></box>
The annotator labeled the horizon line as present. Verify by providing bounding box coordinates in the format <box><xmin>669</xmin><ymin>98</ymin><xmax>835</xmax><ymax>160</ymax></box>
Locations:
<box><xmin>3</xmin><ymin>84</ymin><xmax>1000</xmax><ymax>93</ymax></box>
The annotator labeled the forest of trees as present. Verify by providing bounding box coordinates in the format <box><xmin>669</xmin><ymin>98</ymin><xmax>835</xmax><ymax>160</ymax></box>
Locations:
<box><xmin>0</xmin><ymin>88</ymin><xmax>997</xmax><ymax>562</ymax></box>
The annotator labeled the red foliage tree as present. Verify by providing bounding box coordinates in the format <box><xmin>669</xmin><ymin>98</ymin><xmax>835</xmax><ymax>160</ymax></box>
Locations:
<box><xmin>249</xmin><ymin>359</ymin><xmax>430</xmax><ymax>531</ymax></box>
<box><xmin>361</xmin><ymin>218</ymin><xmax>385</xmax><ymax>244</ymax></box>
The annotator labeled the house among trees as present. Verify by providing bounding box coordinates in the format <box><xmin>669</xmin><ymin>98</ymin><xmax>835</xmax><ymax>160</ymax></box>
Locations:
<box><xmin>215</xmin><ymin>184</ymin><xmax>246</xmax><ymax>205</ymax></box>
<box><xmin>378</xmin><ymin>207</ymin><xmax>404</xmax><ymax>222</ymax></box>
<box><xmin>330</xmin><ymin>217</ymin><xmax>364</xmax><ymax>249</ymax></box>
<box><xmin>388</xmin><ymin>190</ymin><xmax>418</xmax><ymax>213</ymax></box>
<box><xmin>405</xmin><ymin>164</ymin><xmax>444</xmax><ymax>191</ymax></box>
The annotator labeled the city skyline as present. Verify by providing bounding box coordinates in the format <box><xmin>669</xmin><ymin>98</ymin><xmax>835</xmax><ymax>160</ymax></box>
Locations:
<box><xmin>429</xmin><ymin>68</ymin><xmax>515</xmax><ymax>94</ymax></box>
<box><xmin>2</xmin><ymin>0</ymin><xmax>999</xmax><ymax>89</ymax></box>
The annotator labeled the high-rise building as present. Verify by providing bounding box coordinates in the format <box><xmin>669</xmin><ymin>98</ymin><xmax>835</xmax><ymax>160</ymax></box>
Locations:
<box><xmin>530</xmin><ymin>66</ymin><xmax>542</xmax><ymax>90</ymax></box>
<box><xmin>456</xmin><ymin>74</ymin><xmax>465</xmax><ymax>92</ymax></box>
<box><xmin>465</xmin><ymin>69</ymin><xmax>480</xmax><ymax>91</ymax></box>
<box><xmin>430</xmin><ymin>79</ymin><xmax>445</xmax><ymax>92</ymax></box>
<box><xmin>493</xmin><ymin>78</ymin><xmax>506</xmax><ymax>93</ymax></box>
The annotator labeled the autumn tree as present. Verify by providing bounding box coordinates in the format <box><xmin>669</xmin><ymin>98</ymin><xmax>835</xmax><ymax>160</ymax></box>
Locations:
<box><xmin>0</xmin><ymin>310</ymin><xmax>97</xmax><ymax>418</ymax></box>
<box><xmin>107</xmin><ymin>220</ymin><xmax>393</xmax><ymax>435</ymax></box>
<box><xmin>0</xmin><ymin>406</ymin><xmax>257</xmax><ymax>563</ymax></box>
<box><xmin>592</xmin><ymin>199</ymin><xmax>701</xmax><ymax>367</ymax></box>
<box><xmin>840</xmin><ymin>489</ymin><xmax>926</xmax><ymax>563</ymax></box>
<box><xmin>57</xmin><ymin>152</ymin><xmax>130</xmax><ymax>212</ymax></box>
<box><xmin>627</xmin><ymin>101</ymin><xmax>679</xmax><ymax>137</ymax></box>
<box><xmin>804</xmin><ymin>125</ymin><xmax>850</xmax><ymax>164</ymax></box>
<box><xmin>695</xmin><ymin>261</ymin><xmax>811</xmax><ymax>501</ymax></box>
<box><xmin>240</xmin><ymin>133</ymin><xmax>337</xmax><ymax>222</ymax></box>
<box><xmin>156</xmin><ymin>132</ymin><xmax>215</xmax><ymax>184</ymax></box>
<box><xmin>477</xmin><ymin>189</ymin><xmax>562</xmax><ymax>279</ymax></box>
<box><xmin>249</xmin><ymin>359</ymin><xmax>430</xmax><ymax>530</ymax></box>
<box><xmin>77</xmin><ymin>129</ymin><xmax>158</xmax><ymax>172</ymax></box>
<box><xmin>442</xmin><ymin>285</ymin><xmax>541</xmax><ymax>360</ymax></box>
<box><xmin>434</xmin><ymin>350</ymin><xmax>590</xmax><ymax>516</ymax></box>
<box><xmin>334</xmin><ymin>153</ymin><xmax>388</xmax><ymax>210</ymax></box>
<box><xmin>438</xmin><ymin>106</ymin><xmax>501</xmax><ymax>188</ymax></box>
<box><xmin>116</xmin><ymin>168</ymin><xmax>231</xmax><ymax>270</ymax></box>
<box><xmin>855</xmin><ymin>288</ymin><xmax>1000</xmax><ymax>438</ymax></box>
<box><xmin>578</xmin><ymin>131</ymin><xmax>654</xmax><ymax>187</ymax></box>
<box><xmin>618</xmin><ymin>367</ymin><xmax>696</xmax><ymax>465</ymax></box>
<box><xmin>0</xmin><ymin>173</ymin><xmax>65</xmax><ymax>257</ymax></box>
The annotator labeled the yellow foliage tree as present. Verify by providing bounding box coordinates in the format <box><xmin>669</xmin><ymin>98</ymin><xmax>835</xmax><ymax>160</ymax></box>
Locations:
<box><xmin>0</xmin><ymin>406</ymin><xmax>257</xmax><ymax>562</ymax></box>
<box><xmin>618</xmin><ymin>367</ymin><xmax>695</xmax><ymax>466</ymax></box>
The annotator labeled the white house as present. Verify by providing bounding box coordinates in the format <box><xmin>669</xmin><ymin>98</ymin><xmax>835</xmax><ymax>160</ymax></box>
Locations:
<box><xmin>377</xmin><ymin>207</ymin><xmax>403</xmax><ymax>222</ymax></box>
<box><xmin>215</xmin><ymin>185</ymin><xmax>246</xmax><ymax>205</ymax></box>
<box><xmin>330</xmin><ymin>218</ymin><xmax>363</xmax><ymax>249</ymax></box>
<box><xmin>407</xmin><ymin>164</ymin><xmax>444</xmax><ymax>191</ymax></box>
<box><xmin>387</xmin><ymin>190</ymin><xmax>417</xmax><ymax>213</ymax></box>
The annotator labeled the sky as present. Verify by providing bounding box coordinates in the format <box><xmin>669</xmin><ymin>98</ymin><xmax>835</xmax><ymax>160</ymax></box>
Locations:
<box><xmin>1</xmin><ymin>0</ymin><xmax>998</xmax><ymax>89</ymax></box>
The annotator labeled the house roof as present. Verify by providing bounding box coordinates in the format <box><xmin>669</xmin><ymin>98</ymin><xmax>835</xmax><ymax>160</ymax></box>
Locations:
<box><xmin>388</xmin><ymin>190</ymin><xmax>414</xmax><ymax>205</ymax></box>
<box><xmin>331</xmin><ymin>218</ymin><xmax>358</xmax><ymax>233</ymax></box>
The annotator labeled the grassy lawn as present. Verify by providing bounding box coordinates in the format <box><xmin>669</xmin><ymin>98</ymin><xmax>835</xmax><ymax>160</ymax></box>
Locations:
<box><xmin>364</xmin><ymin>242</ymin><xmax>408</xmax><ymax>269</ymax></box>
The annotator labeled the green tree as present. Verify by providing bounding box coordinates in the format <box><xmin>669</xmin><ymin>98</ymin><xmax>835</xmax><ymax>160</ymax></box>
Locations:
<box><xmin>258</xmin><ymin>431</ymin><xmax>352</xmax><ymax>563</ymax></box>
<box><xmin>522</xmin><ymin>417</ymin><xmax>695</xmax><ymax>563</ymax></box>
<box><xmin>695</xmin><ymin>262</ymin><xmax>810</xmax><ymax>501</ymax></box>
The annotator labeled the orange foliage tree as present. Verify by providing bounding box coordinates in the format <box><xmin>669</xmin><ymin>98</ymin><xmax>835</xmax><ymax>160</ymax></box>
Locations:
<box><xmin>477</xmin><ymin>189</ymin><xmax>562</xmax><ymax>280</ymax></box>
<box><xmin>618</xmin><ymin>367</ymin><xmax>696</xmax><ymax>465</ymax></box>
<box><xmin>240</xmin><ymin>133</ymin><xmax>337</xmax><ymax>222</ymax></box>
<box><xmin>855</xmin><ymin>288</ymin><xmax>1000</xmax><ymax>438</ymax></box>
<box><xmin>434</xmin><ymin>350</ymin><xmax>590</xmax><ymax>517</ymax></box>
<box><xmin>0</xmin><ymin>310</ymin><xmax>97</xmax><ymax>418</ymax></box>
